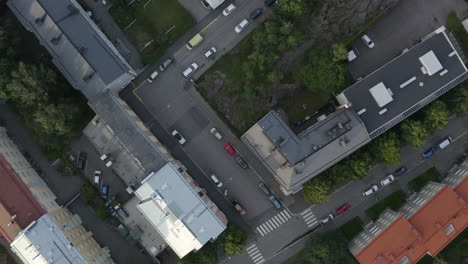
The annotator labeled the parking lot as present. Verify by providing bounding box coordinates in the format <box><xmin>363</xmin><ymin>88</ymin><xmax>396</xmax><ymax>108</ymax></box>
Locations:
<box><xmin>346</xmin><ymin>0</ymin><xmax>468</xmax><ymax>79</ymax></box>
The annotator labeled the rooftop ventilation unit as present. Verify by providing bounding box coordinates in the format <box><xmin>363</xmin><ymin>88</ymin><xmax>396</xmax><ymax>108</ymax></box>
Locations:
<box><xmin>35</xmin><ymin>14</ymin><xmax>47</xmax><ymax>25</ymax></box>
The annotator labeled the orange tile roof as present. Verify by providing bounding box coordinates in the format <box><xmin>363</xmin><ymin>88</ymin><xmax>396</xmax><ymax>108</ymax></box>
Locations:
<box><xmin>0</xmin><ymin>155</ymin><xmax>45</xmax><ymax>232</ymax></box>
<box><xmin>355</xmin><ymin>182</ymin><xmax>468</xmax><ymax>264</ymax></box>
<box><xmin>355</xmin><ymin>215</ymin><xmax>426</xmax><ymax>264</ymax></box>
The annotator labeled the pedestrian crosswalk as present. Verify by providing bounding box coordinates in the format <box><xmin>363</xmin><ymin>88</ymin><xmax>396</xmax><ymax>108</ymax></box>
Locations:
<box><xmin>301</xmin><ymin>208</ymin><xmax>318</xmax><ymax>228</ymax></box>
<box><xmin>246</xmin><ymin>244</ymin><xmax>265</xmax><ymax>264</ymax></box>
<box><xmin>256</xmin><ymin>210</ymin><xmax>291</xmax><ymax>237</ymax></box>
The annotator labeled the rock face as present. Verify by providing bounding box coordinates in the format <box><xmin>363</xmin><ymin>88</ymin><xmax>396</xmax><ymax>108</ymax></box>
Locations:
<box><xmin>199</xmin><ymin>0</ymin><xmax>399</xmax><ymax>132</ymax></box>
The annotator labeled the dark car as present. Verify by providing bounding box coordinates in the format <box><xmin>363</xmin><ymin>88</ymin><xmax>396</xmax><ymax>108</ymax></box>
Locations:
<box><xmin>394</xmin><ymin>166</ymin><xmax>407</xmax><ymax>176</ymax></box>
<box><xmin>423</xmin><ymin>147</ymin><xmax>436</xmax><ymax>159</ymax></box>
<box><xmin>101</xmin><ymin>184</ymin><xmax>110</xmax><ymax>199</ymax></box>
<box><xmin>264</xmin><ymin>0</ymin><xmax>276</xmax><ymax>6</ymax></box>
<box><xmin>236</xmin><ymin>156</ymin><xmax>248</xmax><ymax>169</ymax></box>
<box><xmin>159</xmin><ymin>58</ymin><xmax>173</xmax><ymax>72</ymax></box>
<box><xmin>336</xmin><ymin>203</ymin><xmax>350</xmax><ymax>215</ymax></box>
<box><xmin>77</xmin><ymin>152</ymin><xmax>87</xmax><ymax>169</ymax></box>
<box><xmin>250</xmin><ymin>8</ymin><xmax>263</xmax><ymax>19</ymax></box>
<box><xmin>258</xmin><ymin>183</ymin><xmax>282</xmax><ymax>209</ymax></box>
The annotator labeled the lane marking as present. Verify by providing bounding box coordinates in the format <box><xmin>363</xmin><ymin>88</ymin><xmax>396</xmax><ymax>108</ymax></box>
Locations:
<box><xmin>132</xmin><ymin>81</ymin><xmax>148</xmax><ymax>102</ymax></box>
<box><xmin>453</xmin><ymin>130</ymin><xmax>468</xmax><ymax>142</ymax></box>
<box><xmin>201</xmin><ymin>16</ymin><xmax>219</xmax><ymax>33</ymax></box>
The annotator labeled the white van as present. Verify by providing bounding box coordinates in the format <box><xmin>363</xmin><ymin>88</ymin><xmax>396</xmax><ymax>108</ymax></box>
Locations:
<box><xmin>438</xmin><ymin>136</ymin><xmax>452</xmax><ymax>150</ymax></box>
<box><xmin>147</xmin><ymin>71</ymin><xmax>158</xmax><ymax>83</ymax></box>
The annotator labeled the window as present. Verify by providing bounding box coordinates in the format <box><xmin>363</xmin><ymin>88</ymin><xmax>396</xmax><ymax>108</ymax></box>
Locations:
<box><xmin>400</xmin><ymin>256</ymin><xmax>409</xmax><ymax>264</ymax></box>
<box><xmin>444</xmin><ymin>224</ymin><xmax>455</xmax><ymax>236</ymax></box>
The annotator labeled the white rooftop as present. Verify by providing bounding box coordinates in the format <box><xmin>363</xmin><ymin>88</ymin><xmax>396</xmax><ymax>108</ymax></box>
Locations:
<box><xmin>369</xmin><ymin>82</ymin><xmax>393</xmax><ymax>107</ymax></box>
<box><xmin>205</xmin><ymin>0</ymin><xmax>224</xmax><ymax>9</ymax></box>
<box><xmin>135</xmin><ymin>163</ymin><xmax>226</xmax><ymax>258</ymax></box>
<box><xmin>419</xmin><ymin>50</ymin><xmax>443</xmax><ymax>76</ymax></box>
<box><xmin>10</xmin><ymin>215</ymin><xmax>87</xmax><ymax>264</ymax></box>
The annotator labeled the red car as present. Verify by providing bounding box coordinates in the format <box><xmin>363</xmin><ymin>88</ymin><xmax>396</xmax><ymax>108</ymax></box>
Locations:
<box><xmin>336</xmin><ymin>203</ymin><xmax>350</xmax><ymax>215</ymax></box>
<box><xmin>224</xmin><ymin>142</ymin><xmax>236</xmax><ymax>155</ymax></box>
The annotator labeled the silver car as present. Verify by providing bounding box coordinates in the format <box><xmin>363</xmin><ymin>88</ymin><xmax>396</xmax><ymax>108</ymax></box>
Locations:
<box><xmin>362</xmin><ymin>185</ymin><xmax>378</xmax><ymax>197</ymax></box>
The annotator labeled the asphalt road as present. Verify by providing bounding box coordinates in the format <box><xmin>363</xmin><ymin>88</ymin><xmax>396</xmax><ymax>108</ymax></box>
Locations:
<box><xmin>119</xmin><ymin>0</ymin><xmax>284</xmax><ymax>233</ymax></box>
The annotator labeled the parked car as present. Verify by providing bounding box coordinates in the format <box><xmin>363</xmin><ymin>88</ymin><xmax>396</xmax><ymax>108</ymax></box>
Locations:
<box><xmin>264</xmin><ymin>0</ymin><xmax>276</xmax><ymax>6</ymax></box>
<box><xmin>235</xmin><ymin>19</ymin><xmax>249</xmax><ymax>33</ymax></box>
<box><xmin>394</xmin><ymin>166</ymin><xmax>407</xmax><ymax>176</ymax></box>
<box><xmin>171</xmin><ymin>130</ymin><xmax>186</xmax><ymax>145</ymax></box>
<box><xmin>423</xmin><ymin>147</ymin><xmax>436</xmax><ymax>159</ymax></box>
<box><xmin>186</xmin><ymin>34</ymin><xmax>203</xmax><ymax>50</ymax></box>
<box><xmin>210</xmin><ymin>174</ymin><xmax>223</xmax><ymax>187</ymax></box>
<box><xmin>362</xmin><ymin>185</ymin><xmax>378</xmax><ymax>197</ymax></box>
<box><xmin>320</xmin><ymin>214</ymin><xmax>334</xmax><ymax>225</ymax></box>
<box><xmin>77</xmin><ymin>152</ymin><xmax>87</xmax><ymax>169</ymax></box>
<box><xmin>232</xmin><ymin>200</ymin><xmax>246</xmax><ymax>215</ymax></box>
<box><xmin>336</xmin><ymin>203</ymin><xmax>350</xmax><ymax>215</ymax></box>
<box><xmin>101</xmin><ymin>184</ymin><xmax>110</xmax><ymax>199</ymax></box>
<box><xmin>107</xmin><ymin>204</ymin><xmax>117</xmax><ymax>216</ymax></box>
<box><xmin>182</xmin><ymin>63</ymin><xmax>199</xmax><ymax>78</ymax></box>
<box><xmin>380</xmin><ymin>174</ymin><xmax>395</xmax><ymax>186</ymax></box>
<box><xmin>210</xmin><ymin>128</ymin><xmax>223</xmax><ymax>140</ymax></box>
<box><xmin>346</xmin><ymin>49</ymin><xmax>359</xmax><ymax>62</ymax></box>
<box><xmin>223</xmin><ymin>4</ymin><xmax>236</xmax><ymax>16</ymax></box>
<box><xmin>114</xmin><ymin>203</ymin><xmax>129</xmax><ymax>217</ymax></box>
<box><xmin>250</xmin><ymin>8</ymin><xmax>263</xmax><ymax>20</ymax></box>
<box><xmin>235</xmin><ymin>156</ymin><xmax>248</xmax><ymax>169</ymax></box>
<box><xmin>437</xmin><ymin>136</ymin><xmax>452</xmax><ymax>150</ymax></box>
<box><xmin>224</xmin><ymin>142</ymin><xmax>236</xmax><ymax>155</ymax></box>
<box><xmin>94</xmin><ymin>170</ymin><xmax>102</xmax><ymax>184</ymax></box>
<box><xmin>204</xmin><ymin>47</ymin><xmax>217</xmax><ymax>58</ymax></box>
<box><xmin>361</xmin><ymin>34</ymin><xmax>375</xmax><ymax>48</ymax></box>
<box><xmin>159</xmin><ymin>59</ymin><xmax>173</xmax><ymax>72</ymax></box>
<box><xmin>147</xmin><ymin>71</ymin><xmax>158</xmax><ymax>83</ymax></box>
<box><xmin>258</xmin><ymin>183</ymin><xmax>282</xmax><ymax>209</ymax></box>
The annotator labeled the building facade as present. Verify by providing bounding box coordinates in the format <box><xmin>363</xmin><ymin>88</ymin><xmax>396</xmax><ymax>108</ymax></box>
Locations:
<box><xmin>349</xmin><ymin>158</ymin><xmax>468</xmax><ymax>264</ymax></box>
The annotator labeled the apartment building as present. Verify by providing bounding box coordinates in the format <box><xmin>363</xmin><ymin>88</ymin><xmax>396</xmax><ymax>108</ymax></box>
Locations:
<box><xmin>243</xmin><ymin>26</ymin><xmax>468</xmax><ymax>195</ymax></box>
<box><xmin>0</xmin><ymin>126</ymin><xmax>112</xmax><ymax>263</ymax></box>
<box><xmin>349</xmin><ymin>158</ymin><xmax>468</xmax><ymax>264</ymax></box>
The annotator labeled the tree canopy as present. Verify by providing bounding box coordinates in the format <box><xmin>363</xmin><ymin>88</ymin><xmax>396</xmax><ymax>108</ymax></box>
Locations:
<box><xmin>424</xmin><ymin>101</ymin><xmax>450</xmax><ymax>131</ymax></box>
<box><xmin>176</xmin><ymin>243</ymin><xmax>218</xmax><ymax>264</ymax></box>
<box><xmin>370</xmin><ymin>132</ymin><xmax>401</xmax><ymax>164</ymax></box>
<box><xmin>301</xmin><ymin>48</ymin><xmax>348</xmax><ymax>94</ymax></box>
<box><xmin>400</xmin><ymin>119</ymin><xmax>429</xmax><ymax>148</ymax></box>
<box><xmin>302</xmin><ymin>230</ymin><xmax>351</xmax><ymax>264</ymax></box>
<box><xmin>218</xmin><ymin>226</ymin><xmax>248</xmax><ymax>256</ymax></box>
<box><xmin>302</xmin><ymin>177</ymin><xmax>333</xmax><ymax>204</ymax></box>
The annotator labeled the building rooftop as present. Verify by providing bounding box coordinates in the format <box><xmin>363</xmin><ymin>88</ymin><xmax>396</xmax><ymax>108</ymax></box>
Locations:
<box><xmin>11</xmin><ymin>215</ymin><xmax>87</xmax><ymax>264</ymax></box>
<box><xmin>135</xmin><ymin>164</ymin><xmax>227</xmax><ymax>258</ymax></box>
<box><xmin>7</xmin><ymin>0</ymin><xmax>135</xmax><ymax>98</ymax></box>
<box><xmin>337</xmin><ymin>27</ymin><xmax>467</xmax><ymax>138</ymax></box>
<box><xmin>87</xmin><ymin>92</ymin><xmax>168</xmax><ymax>186</ymax></box>
<box><xmin>242</xmin><ymin>108</ymin><xmax>370</xmax><ymax>194</ymax></box>
<box><xmin>350</xmin><ymin>159</ymin><xmax>468</xmax><ymax>264</ymax></box>
<box><xmin>0</xmin><ymin>155</ymin><xmax>45</xmax><ymax>240</ymax></box>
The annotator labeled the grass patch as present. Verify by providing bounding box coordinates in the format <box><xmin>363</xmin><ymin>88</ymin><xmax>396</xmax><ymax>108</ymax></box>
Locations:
<box><xmin>339</xmin><ymin>217</ymin><xmax>364</xmax><ymax>241</ymax></box>
<box><xmin>447</xmin><ymin>11</ymin><xmax>468</xmax><ymax>54</ymax></box>
<box><xmin>408</xmin><ymin>168</ymin><xmax>440</xmax><ymax>193</ymax></box>
<box><xmin>366</xmin><ymin>190</ymin><xmax>407</xmax><ymax>221</ymax></box>
<box><xmin>109</xmin><ymin>0</ymin><xmax>195</xmax><ymax>64</ymax></box>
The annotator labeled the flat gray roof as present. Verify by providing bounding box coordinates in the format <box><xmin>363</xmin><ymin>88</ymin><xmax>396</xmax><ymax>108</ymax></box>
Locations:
<box><xmin>338</xmin><ymin>28</ymin><xmax>467</xmax><ymax>138</ymax></box>
<box><xmin>7</xmin><ymin>0</ymin><xmax>135</xmax><ymax>98</ymax></box>
<box><xmin>88</xmin><ymin>92</ymin><xmax>168</xmax><ymax>181</ymax></box>
<box><xmin>242</xmin><ymin>109</ymin><xmax>371</xmax><ymax>194</ymax></box>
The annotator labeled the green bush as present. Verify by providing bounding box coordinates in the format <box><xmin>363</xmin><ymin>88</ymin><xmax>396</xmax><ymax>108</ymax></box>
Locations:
<box><xmin>366</xmin><ymin>190</ymin><xmax>407</xmax><ymax>221</ymax></box>
<box><xmin>96</xmin><ymin>204</ymin><xmax>112</xmax><ymax>220</ymax></box>
<box><xmin>408</xmin><ymin>168</ymin><xmax>439</xmax><ymax>192</ymax></box>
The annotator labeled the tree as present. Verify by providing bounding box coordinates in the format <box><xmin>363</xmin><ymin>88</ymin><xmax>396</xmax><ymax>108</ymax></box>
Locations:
<box><xmin>302</xmin><ymin>230</ymin><xmax>349</xmax><ymax>264</ymax></box>
<box><xmin>302</xmin><ymin>177</ymin><xmax>333</xmax><ymax>204</ymax></box>
<box><xmin>177</xmin><ymin>243</ymin><xmax>218</xmax><ymax>264</ymax></box>
<box><xmin>400</xmin><ymin>119</ymin><xmax>429</xmax><ymax>148</ymax></box>
<box><xmin>6</xmin><ymin>62</ymin><xmax>57</xmax><ymax>107</ymax></box>
<box><xmin>278</xmin><ymin>0</ymin><xmax>305</xmax><ymax>20</ymax></box>
<box><xmin>331</xmin><ymin>43</ymin><xmax>347</xmax><ymax>62</ymax></box>
<box><xmin>370</xmin><ymin>132</ymin><xmax>401</xmax><ymax>164</ymax></box>
<box><xmin>346</xmin><ymin>151</ymin><xmax>373</xmax><ymax>180</ymax></box>
<box><xmin>96</xmin><ymin>204</ymin><xmax>112</xmax><ymax>220</ymax></box>
<box><xmin>424</xmin><ymin>101</ymin><xmax>450</xmax><ymax>131</ymax></box>
<box><xmin>301</xmin><ymin>48</ymin><xmax>348</xmax><ymax>93</ymax></box>
<box><xmin>446</xmin><ymin>85</ymin><xmax>468</xmax><ymax>115</ymax></box>
<box><xmin>433</xmin><ymin>257</ymin><xmax>448</xmax><ymax>264</ymax></box>
<box><xmin>267</xmin><ymin>70</ymin><xmax>284</xmax><ymax>84</ymax></box>
<box><xmin>218</xmin><ymin>226</ymin><xmax>248</xmax><ymax>256</ymax></box>
<box><xmin>33</xmin><ymin>103</ymin><xmax>79</xmax><ymax>137</ymax></box>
